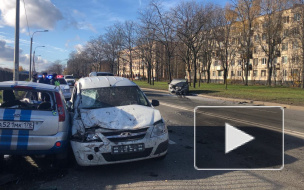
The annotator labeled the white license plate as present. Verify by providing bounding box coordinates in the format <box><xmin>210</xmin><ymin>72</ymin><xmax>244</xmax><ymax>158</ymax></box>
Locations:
<box><xmin>0</xmin><ymin>121</ymin><xmax>34</xmax><ymax>130</ymax></box>
<box><xmin>112</xmin><ymin>143</ymin><xmax>145</xmax><ymax>154</ymax></box>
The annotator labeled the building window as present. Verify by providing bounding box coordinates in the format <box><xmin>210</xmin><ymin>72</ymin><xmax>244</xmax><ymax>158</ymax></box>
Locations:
<box><xmin>231</xmin><ymin>59</ymin><xmax>235</xmax><ymax>66</ymax></box>
<box><xmin>231</xmin><ymin>71</ymin><xmax>235</xmax><ymax>76</ymax></box>
<box><xmin>292</xmin><ymin>27</ymin><xmax>300</xmax><ymax>35</ymax></box>
<box><xmin>294</xmin><ymin>13</ymin><xmax>301</xmax><ymax>21</ymax></box>
<box><xmin>218</xmin><ymin>70</ymin><xmax>223</xmax><ymax>76</ymax></box>
<box><xmin>253</xmin><ymin>70</ymin><xmax>258</xmax><ymax>77</ymax></box>
<box><xmin>238</xmin><ymin>60</ymin><xmax>242</xmax><ymax>66</ymax></box>
<box><xmin>213</xmin><ymin>71</ymin><xmax>216</xmax><ymax>76</ymax></box>
<box><xmin>282</xmin><ymin>43</ymin><xmax>288</xmax><ymax>51</ymax></box>
<box><xmin>282</xmin><ymin>56</ymin><xmax>288</xmax><ymax>64</ymax></box>
<box><xmin>283</xmin><ymin>70</ymin><xmax>287</xmax><ymax>77</ymax></box>
<box><xmin>291</xmin><ymin>69</ymin><xmax>299</xmax><ymax>76</ymax></box>
<box><xmin>262</xmin><ymin>58</ymin><xmax>267</xmax><ymax>65</ymax></box>
<box><xmin>262</xmin><ymin>33</ymin><xmax>267</xmax><ymax>41</ymax></box>
<box><xmin>254</xmin><ymin>35</ymin><xmax>259</xmax><ymax>42</ymax></box>
<box><xmin>292</xmin><ymin>41</ymin><xmax>299</xmax><ymax>49</ymax></box>
<box><xmin>237</xmin><ymin>71</ymin><xmax>242</xmax><ymax>76</ymax></box>
<box><xmin>283</xmin><ymin>29</ymin><xmax>289</xmax><ymax>37</ymax></box>
<box><xmin>261</xmin><ymin>70</ymin><xmax>266</xmax><ymax>77</ymax></box>
<box><xmin>291</xmin><ymin>56</ymin><xmax>299</xmax><ymax>63</ymax></box>
<box><xmin>214</xmin><ymin>61</ymin><xmax>219</xmax><ymax>66</ymax></box>
<box><xmin>253</xmin><ymin>58</ymin><xmax>258</xmax><ymax>65</ymax></box>
<box><xmin>283</xmin><ymin>16</ymin><xmax>289</xmax><ymax>23</ymax></box>
<box><xmin>254</xmin><ymin>47</ymin><xmax>258</xmax><ymax>54</ymax></box>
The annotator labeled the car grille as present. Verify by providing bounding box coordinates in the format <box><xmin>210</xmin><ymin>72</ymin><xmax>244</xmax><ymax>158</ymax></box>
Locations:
<box><xmin>102</xmin><ymin>148</ymin><xmax>153</xmax><ymax>162</ymax></box>
<box><xmin>102</xmin><ymin>128</ymin><xmax>149</xmax><ymax>142</ymax></box>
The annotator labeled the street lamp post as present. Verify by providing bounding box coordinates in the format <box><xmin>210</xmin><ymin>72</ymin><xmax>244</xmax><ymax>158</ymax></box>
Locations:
<box><xmin>33</xmin><ymin>46</ymin><xmax>44</xmax><ymax>75</ymax></box>
<box><xmin>29</xmin><ymin>30</ymin><xmax>48</xmax><ymax>79</ymax></box>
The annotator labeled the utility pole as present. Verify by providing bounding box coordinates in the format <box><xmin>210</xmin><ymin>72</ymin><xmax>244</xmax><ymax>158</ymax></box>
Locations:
<box><xmin>13</xmin><ymin>0</ymin><xmax>20</xmax><ymax>81</ymax></box>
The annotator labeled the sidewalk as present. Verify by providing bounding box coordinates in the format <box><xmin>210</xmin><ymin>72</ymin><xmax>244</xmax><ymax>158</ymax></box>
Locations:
<box><xmin>141</xmin><ymin>87</ymin><xmax>304</xmax><ymax>111</ymax></box>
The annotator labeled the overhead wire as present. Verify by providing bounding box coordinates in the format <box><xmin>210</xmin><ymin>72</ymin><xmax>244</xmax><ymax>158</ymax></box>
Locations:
<box><xmin>22</xmin><ymin>0</ymin><xmax>31</xmax><ymax>37</ymax></box>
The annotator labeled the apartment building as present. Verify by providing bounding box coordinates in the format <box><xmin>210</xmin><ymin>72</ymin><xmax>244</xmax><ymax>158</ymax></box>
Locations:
<box><xmin>202</xmin><ymin>5</ymin><xmax>303</xmax><ymax>86</ymax></box>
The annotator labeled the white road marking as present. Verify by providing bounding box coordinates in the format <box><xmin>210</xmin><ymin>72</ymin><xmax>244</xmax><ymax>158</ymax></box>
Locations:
<box><xmin>169</xmin><ymin>140</ymin><xmax>176</xmax><ymax>144</ymax></box>
<box><xmin>160</xmin><ymin>102</ymin><xmax>304</xmax><ymax>139</ymax></box>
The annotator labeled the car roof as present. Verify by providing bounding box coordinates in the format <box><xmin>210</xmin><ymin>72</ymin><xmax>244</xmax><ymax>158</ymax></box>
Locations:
<box><xmin>0</xmin><ymin>81</ymin><xmax>59</xmax><ymax>91</ymax></box>
<box><xmin>78</xmin><ymin>76</ymin><xmax>137</xmax><ymax>89</ymax></box>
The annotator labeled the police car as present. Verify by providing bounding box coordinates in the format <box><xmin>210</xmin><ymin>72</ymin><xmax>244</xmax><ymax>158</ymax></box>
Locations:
<box><xmin>0</xmin><ymin>81</ymin><xmax>70</xmax><ymax>161</ymax></box>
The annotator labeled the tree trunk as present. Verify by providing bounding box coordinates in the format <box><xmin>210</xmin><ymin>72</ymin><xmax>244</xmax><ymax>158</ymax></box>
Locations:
<box><xmin>302</xmin><ymin>48</ymin><xmax>304</xmax><ymax>88</ymax></box>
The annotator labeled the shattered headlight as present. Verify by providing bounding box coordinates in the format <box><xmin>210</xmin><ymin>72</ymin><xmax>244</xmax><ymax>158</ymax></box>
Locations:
<box><xmin>86</xmin><ymin>133</ymin><xmax>102</xmax><ymax>142</ymax></box>
<box><xmin>151</xmin><ymin>120</ymin><xmax>167</xmax><ymax>138</ymax></box>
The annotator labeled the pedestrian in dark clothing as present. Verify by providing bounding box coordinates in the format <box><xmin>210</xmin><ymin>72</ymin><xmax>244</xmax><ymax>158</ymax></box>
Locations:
<box><xmin>31</xmin><ymin>73</ymin><xmax>38</xmax><ymax>82</ymax></box>
<box><xmin>38</xmin><ymin>72</ymin><xmax>50</xmax><ymax>84</ymax></box>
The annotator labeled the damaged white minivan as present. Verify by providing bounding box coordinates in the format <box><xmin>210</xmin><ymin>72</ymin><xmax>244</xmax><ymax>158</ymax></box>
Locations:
<box><xmin>68</xmin><ymin>76</ymin><xmax>168</xmax><ymax>166</ymax></box>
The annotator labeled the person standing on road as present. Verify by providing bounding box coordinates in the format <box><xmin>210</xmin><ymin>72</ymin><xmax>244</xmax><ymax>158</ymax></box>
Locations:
<box><xmin>38</xmin><ymin>72</ymin><xmax>50</xmax><ymax>84</ymax></box>
<box><xmin>31</xmin><ymin>73</ymin><xmax>38</xmax><ymax>82</ymax></box>
<box><xmin>50</xmin><ymin>73</ymin><xmax>60</xmax><ymax>86</ymax></box>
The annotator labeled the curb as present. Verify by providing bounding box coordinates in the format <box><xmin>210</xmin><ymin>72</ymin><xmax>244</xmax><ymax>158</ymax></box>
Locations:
<box><xmin>140</xmin><ymin>87</ymin><xmax>304</xmax><ymax>111</ymax></box>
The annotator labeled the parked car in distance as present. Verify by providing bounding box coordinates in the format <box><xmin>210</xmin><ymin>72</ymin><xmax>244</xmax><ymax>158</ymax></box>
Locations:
<box><xmin>88</xmin><ymin>72</ymin><xmax>114</xmax><ymax>77</ymax></box>
<box><xmin>56</xmin><ymin>75</ymin><xmax>72</xmax><ymax>101</ymax></box>
<box><xmin>64</xmin><ymin>75</ymin><xmax>75</xmax><ymax>86</ymax></box>
<box><xmin>68</xmin><ymin>76</ymin><xmax>168</xmax><ymax>166</ymax></box>
<box><xmin>168</xmin><ymin>79</ymin><xmax>189</xmax><ymax>95</ymax></box>
<box><xmin>0</xmin><ymin>81</ymin><xmax>70</xmax><ymax>162</ymax></box>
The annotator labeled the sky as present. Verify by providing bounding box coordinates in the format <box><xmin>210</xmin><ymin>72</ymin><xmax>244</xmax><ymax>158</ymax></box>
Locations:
<box><xmin>0</xmin><ymin>0</ymin><xmax>227</xmax><ymax>72</ymax></box>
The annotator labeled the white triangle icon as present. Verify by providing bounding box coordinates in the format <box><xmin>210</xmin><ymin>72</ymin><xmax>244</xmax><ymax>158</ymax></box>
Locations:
<box><xmin>225</xmin><ymin>123</ymin><xmax>255</xmax><ymax>154</ymax></box>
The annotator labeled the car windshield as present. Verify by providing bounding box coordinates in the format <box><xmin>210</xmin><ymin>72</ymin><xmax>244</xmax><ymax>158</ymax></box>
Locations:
<box><xmin>58</xmin><ymin>78</ymin><xmax>67</xmax><ymax>85</ymax></box>
<box><xmin>96</xmin><ymin>73</ymin><xmax>113</xmax><ymax>76</ymax></box>
<box><xmin>65</xmin><ymin>76</ymin><xmax>74</xmax><ymax>79</ymax></box>
<box><xmin>80</xmin><ymin>86</ymin><xmax>149</xmax><ymax>109</ymax></box>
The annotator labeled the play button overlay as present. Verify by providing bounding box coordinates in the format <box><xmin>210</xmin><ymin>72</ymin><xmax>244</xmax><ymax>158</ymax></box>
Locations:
<box><xmin>194</xmin><ymin>106</ymin><xmax>284</xmax><ymax>170</ymax></box>
<box><xmin>225</xmin><ymin>123</ymin><xmax>255</xmax><ymax>154</ymax></box>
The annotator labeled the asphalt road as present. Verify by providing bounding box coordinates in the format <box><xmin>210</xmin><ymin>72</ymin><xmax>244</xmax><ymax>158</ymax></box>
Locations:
<box><xmin>1</xmin><ymin>89</ymin><xmax>303</xmax><ymax>189</ymax></box>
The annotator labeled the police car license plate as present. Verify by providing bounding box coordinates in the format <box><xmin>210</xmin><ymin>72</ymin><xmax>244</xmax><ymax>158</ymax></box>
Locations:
<box><xmin>0</xmin><ymin>121</ymin><xmax>34</xmax><ymax>130</ymax></box>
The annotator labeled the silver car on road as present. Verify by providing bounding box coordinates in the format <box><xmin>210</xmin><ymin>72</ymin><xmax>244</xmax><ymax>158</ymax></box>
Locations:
<box><xmin>0</xmin><ymin>81</ymin><xmax>70</xmax><ymax>161</ymax></box>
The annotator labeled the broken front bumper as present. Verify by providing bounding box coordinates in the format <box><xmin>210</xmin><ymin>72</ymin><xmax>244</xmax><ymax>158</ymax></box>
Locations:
<box><xmin>70</xmin><ymin>132</ymin><xmax>168</xmax><ymax>166</ymax></box>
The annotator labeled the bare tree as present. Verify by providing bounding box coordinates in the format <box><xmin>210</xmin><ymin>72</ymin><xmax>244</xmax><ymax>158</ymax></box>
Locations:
<box><xmin>290</xmin><ymin>1</ymin><xmax>304</xmax><ymax>88</ymax></box>
<box><xmin>231</xmin><ymin>0</ymin><xmax>261</xmax><ymax>85</ymax></box>
<box><xmin>86</xmin><ymin>36</ymin><xmax>105</xmax><ymax>72</ymax></box>
<box><xmin>47</xmin><ymin>60</ymin><xmax>64</xmax><ymax>74</ymax></box>
<box><xmin>173</xmin><ymin>1</ymin><xmax>212</xmax><ymax>88</ymax></box>
<box><xmin>66</xmin><ymin>51</ymin><xmax>91</xmax><ymax>77</ymax></box>
<box><xmin>256</xmin><ymin>0</ymin><xmax>288</xmax><ymax>86</ymax></box>
<box><xmin>120</xmin><ymin>21</ymin><xmax>138</xmax><ymax>79</ymax></box>
<box><xmin>104</xmin><ymin>23</ymin><xmax>124</xmax><ymax>75</ymax></box>
<box><xmin>214</xmin><ymin>5</ymin><xmax>238</xmax><ymax>89</ymax></box>
<box><xmin>141</xmin><ymin>0</ymin><xmax>177</xmax><ymax>82</ymax></box>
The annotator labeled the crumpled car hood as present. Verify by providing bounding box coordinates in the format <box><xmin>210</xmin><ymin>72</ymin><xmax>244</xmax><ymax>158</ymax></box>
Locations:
<box><xmin>80</xmin><ymin>105</ymin><xmax>162</xmax><ymax>130</ymax></box>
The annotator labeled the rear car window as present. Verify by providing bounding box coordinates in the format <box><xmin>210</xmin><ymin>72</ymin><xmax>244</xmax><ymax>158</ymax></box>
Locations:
<box><xmin>96</xmin><ymin>73</ymin><xmax>114</xmax><ymax>76</ymax></box>
<box><xmin>58</xmin><ymin>78</ymin><xmax>67</xmax><ymax>84</ymax></box>
<box><xmin>0</xmin><ymin>88</ymin><xmax>55</xmax><ymax>111</ymax></box>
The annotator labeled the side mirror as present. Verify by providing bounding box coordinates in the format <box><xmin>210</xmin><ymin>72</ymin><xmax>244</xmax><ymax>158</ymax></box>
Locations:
<box><xmin>66</xmin><ymin>101</ymin><xmax>73</xmax><ymax>112</ymax></box>
<box><xmin>151</xmin><ymin>100</ymin><xmax>159</xmax><ymax>107</ymax></box>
